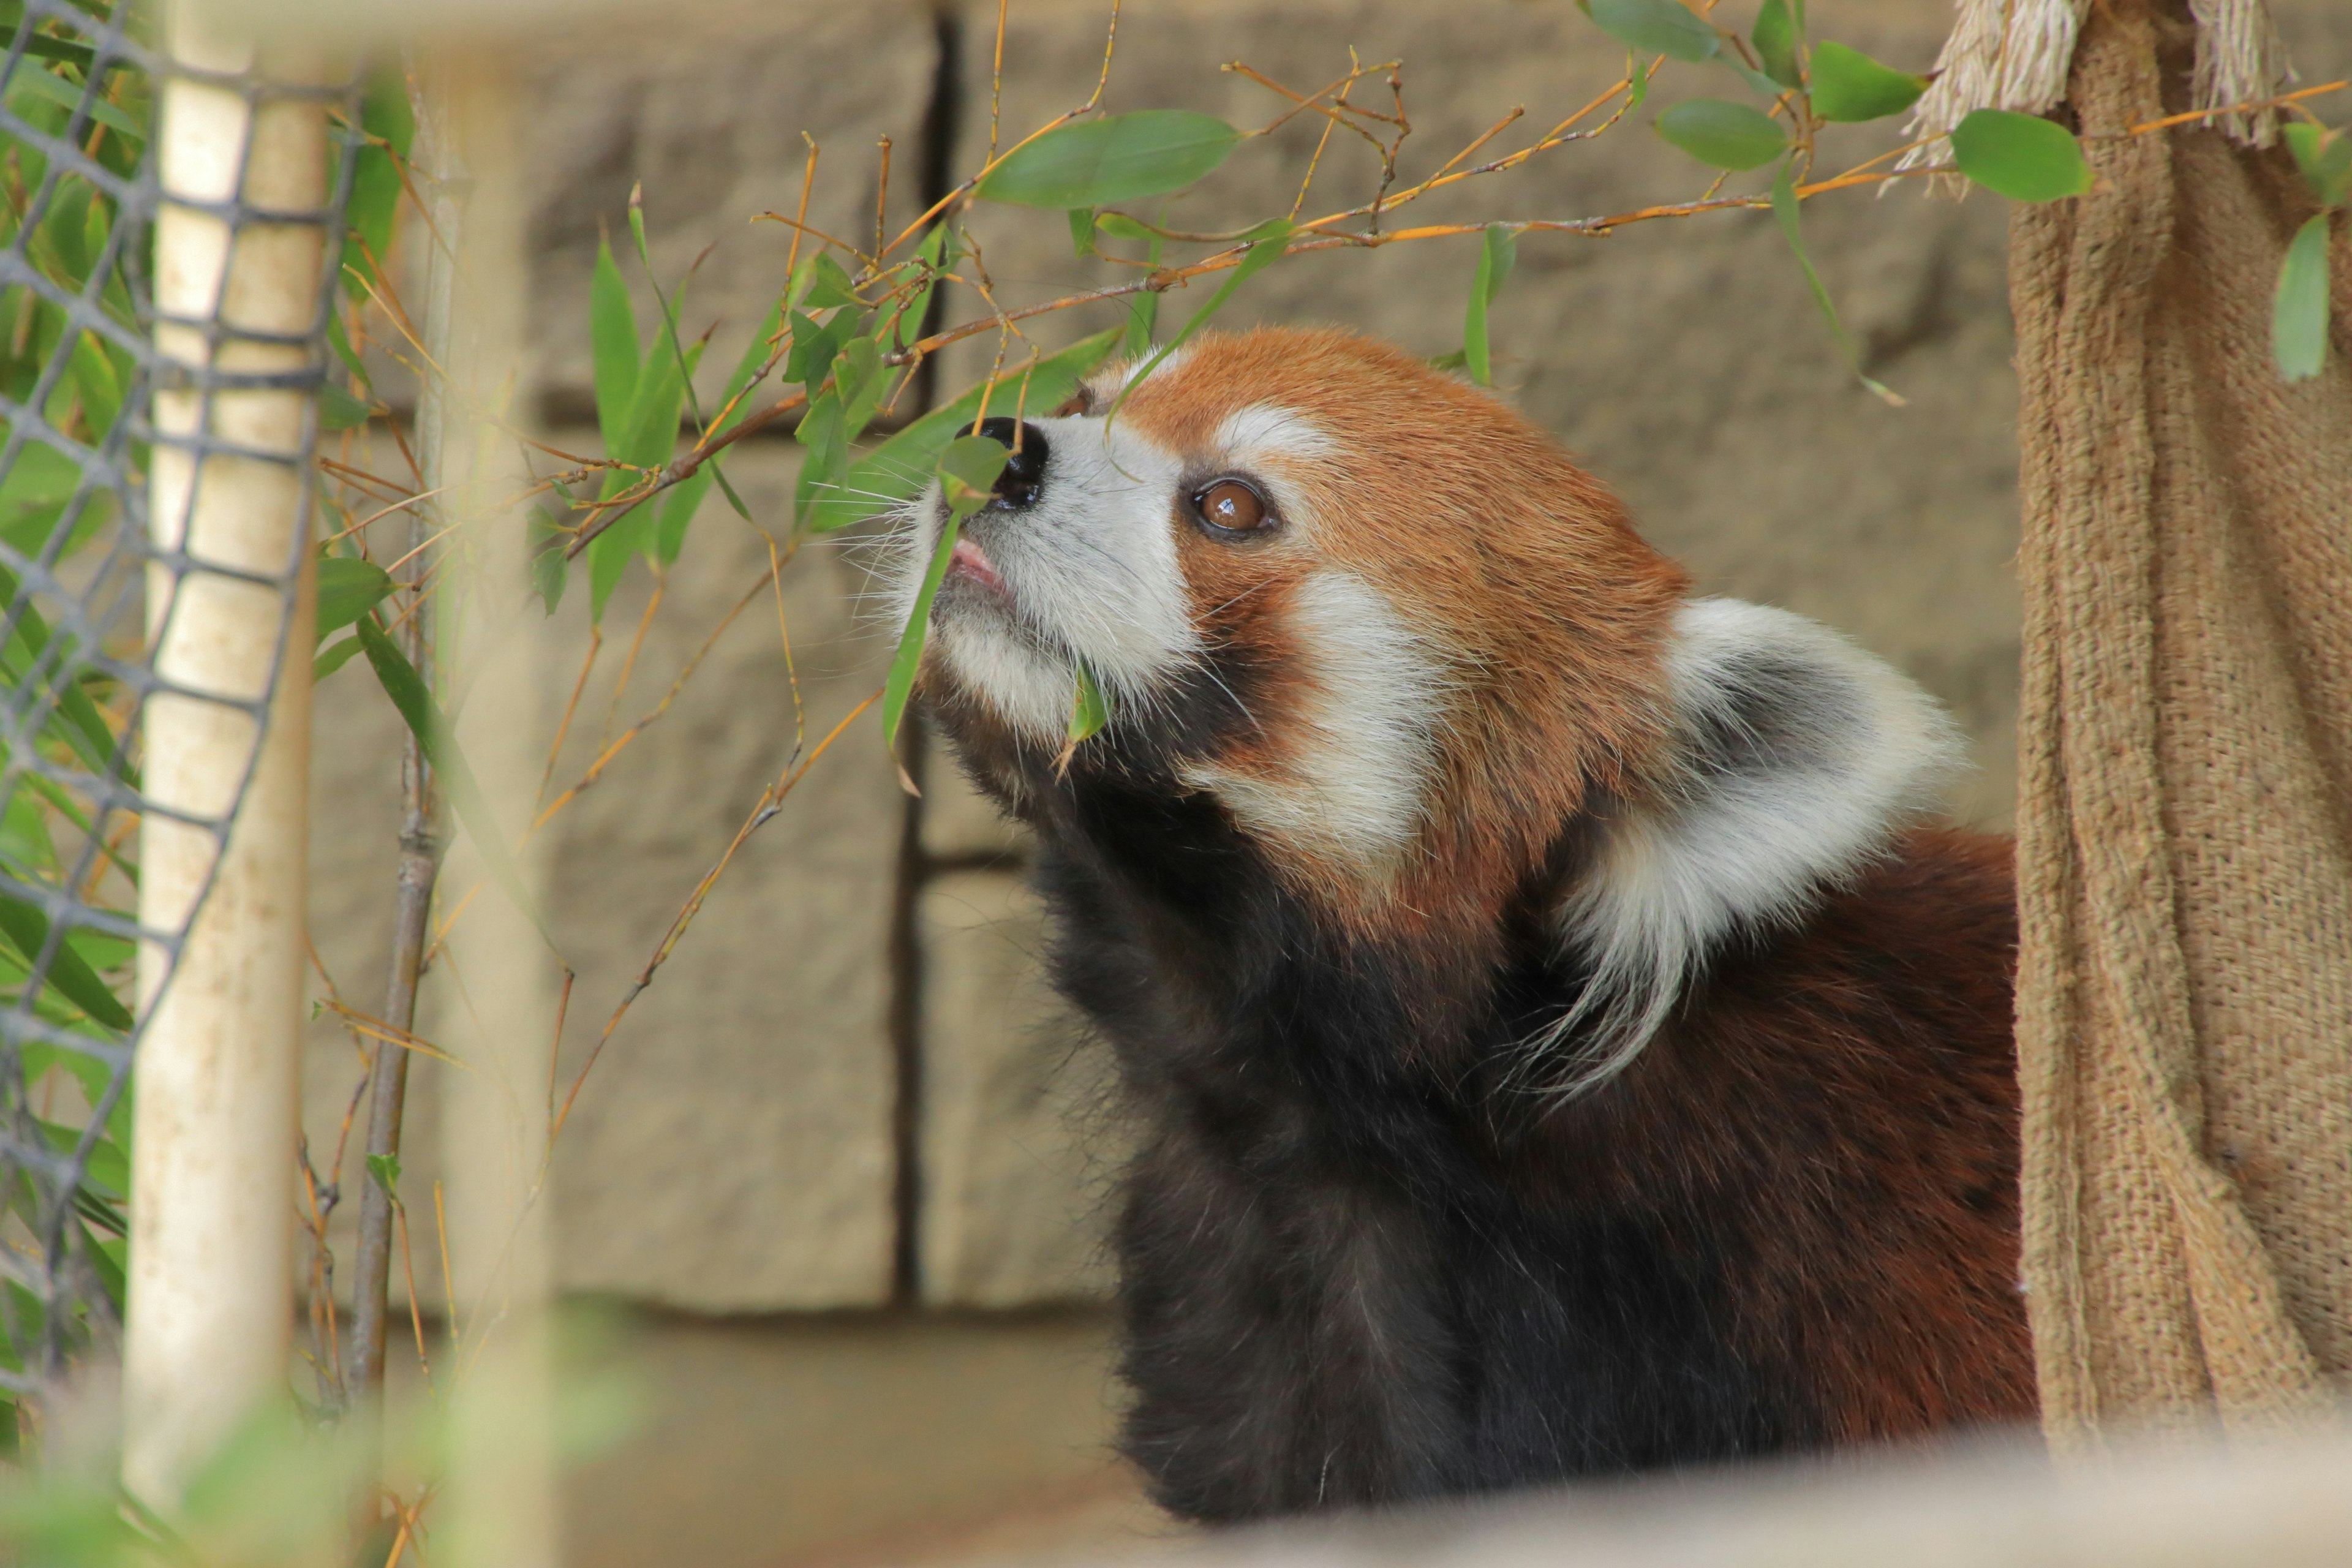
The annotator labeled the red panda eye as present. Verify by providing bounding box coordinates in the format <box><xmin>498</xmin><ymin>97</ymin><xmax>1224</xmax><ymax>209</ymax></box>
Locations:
<box><xmin>1193</xmin><ymin>479</ymin><xmax>1270</xmax><ymax>534</ymax></box>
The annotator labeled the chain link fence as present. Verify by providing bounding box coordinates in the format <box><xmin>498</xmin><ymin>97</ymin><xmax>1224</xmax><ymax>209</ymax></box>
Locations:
<box><xmin>0</xmin><ymin>0</ymin><xmax>349</xmax><ymax>1419</ymax></box>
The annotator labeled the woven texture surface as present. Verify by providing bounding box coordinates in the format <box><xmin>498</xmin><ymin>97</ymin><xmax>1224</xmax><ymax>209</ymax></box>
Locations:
<box><xmin>2010</xmin><ymin>0</ymin><xmax>2352</xmax><ymax>1444</ymax></box>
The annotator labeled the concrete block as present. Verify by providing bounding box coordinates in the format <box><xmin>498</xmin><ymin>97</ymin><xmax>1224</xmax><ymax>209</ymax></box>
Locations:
<box><xmin>518</xmin><ymin>0</ymin><xmax>941</xmax><ymax>418</ymax></box>
<box><xmin>534</xmin><ymin>445</ymin><xmax>902</xmax><ymax>1311</ymax></box>
<box><xmin>919</xmin><ymin>870</ymin><xmax>1120</xmax><ymax>1306</ymax></box>
<box><xmin>303</xmin><ymin>444</ymin><xmax>903</xmax><ymax>1317</ymax></box>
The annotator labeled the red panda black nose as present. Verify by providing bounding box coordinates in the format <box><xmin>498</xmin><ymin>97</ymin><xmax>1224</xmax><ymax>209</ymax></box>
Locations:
<box><xmin>976</xmin><ymin>417</ymin><xmax>1049</xmax><ymax>508</ymax></box>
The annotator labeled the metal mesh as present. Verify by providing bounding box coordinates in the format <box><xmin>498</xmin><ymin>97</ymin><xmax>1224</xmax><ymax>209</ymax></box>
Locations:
<box><xmin>0</xmin><ymin>0</ymin><xmax>352</xmax><ymax>1406</ymax></box>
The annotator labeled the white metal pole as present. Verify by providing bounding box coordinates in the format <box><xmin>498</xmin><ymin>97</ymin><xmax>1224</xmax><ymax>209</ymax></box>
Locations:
<box><xmin>428</xmin><ymin>56</ymin><xmax>560</xmax><ymax>1568</ymax></box>
<box><xmin>123</xmin><ymin>7</ymin><xmax>323</xmax><ymax>1509</ymax></box>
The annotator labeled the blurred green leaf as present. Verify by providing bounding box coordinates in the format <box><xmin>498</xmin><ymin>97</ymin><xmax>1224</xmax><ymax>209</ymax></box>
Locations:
<box><xmin>318</xmin><ymin>381</ymin><xmax>371</xmax><ymax>431</ymax></box>
<box><xmin>0</xmin><ymin>565</ymin><xmax>129</xmax><ymax>785</ymax></box>
<box><xmin>6</xmin><ymin>66</ymin><xmax>140</xmax><ymax>139</ymax></box>
<box><xmin>530</xmin><ymin>507</ymin><xmax>570</xmax><ymax>611</ymax></box>
<box><xmin>1771</xmin><ymin>161</ymin><xmax>1904</xmax><ymax>406</ymax></box>
<box><xmin>1068</xmin><ymin>207</ymin><xmax>1097</xmax><ymax>257</ymax></box>
<box><xmin>2283</xmin><ymin>122</ymin><xmax>2351</xmax><ymax>209</ymax></box>
<box><xmin>1656</xmin><ymin>97</ymin><xmax>1787</xmax><ymax>170</ymax></box>
<box><xmin>2272</xmin><ymin>213</ymin><xmax>2332</xmax><ymax>382</ymax></box>
<box><xmin>1950</xmin><ymin>109</ymin><xmax>2092</xmax><ymax>202</ymax></box>
<box><xmin>314</xmin><ymin>555</ymin><xmax>393</xmax><ymax>644</ymax></box>
<box><xmin>978</xmin><ymin>110</ymin><xmax>1242</xmax><ymax>208</ymax></box>
<box><xmin>1068</xmin><ymin>663</ymin><xmax>1109</xmax><ymax>742</ymax></box>
<box><xmin>0</xmin><ymin>897</ymin><xmax>129</xmax><ymax>1032</ymax></box>
<box><xmin>1580</xmin><ymin>0</ymin><xmax>1719</xmax><ymax>64</ymax></box>
<box><xmin>313</xmin><ymin>633</ymin><xmax>366</xmax><ymax>682</ymax></box>
<box><xmin>1807</xmin><ymin>40</ymin><xmax>1926</xmax><ymax>123</ymax></box>
<box><xmin>366</xmin><ymin>1152</ymin><xmax>401</xmax><ymax>1196</ymax></box>
<box><xmin>1462</xmin><ymin>222</ymin><xmax>1517</xmax><ymax>386</ymax></box>
<box><xmin>1752</xmin><ymin>0</ymin><xmax>1803</xmax><ymax>89</ymax></box>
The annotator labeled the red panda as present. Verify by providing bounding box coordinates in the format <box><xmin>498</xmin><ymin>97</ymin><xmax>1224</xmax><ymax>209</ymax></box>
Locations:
<box><xmin>897</xmin><ymin>326</ymin><xmax>2033</xmax><ymax>1521</ymax></box>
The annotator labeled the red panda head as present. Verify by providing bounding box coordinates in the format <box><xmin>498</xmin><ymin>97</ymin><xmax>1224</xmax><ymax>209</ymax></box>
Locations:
<box><xmin>901</xmin><ymin>327</ymin><xmax>1961</xmax><ymax>1086</ymax></box>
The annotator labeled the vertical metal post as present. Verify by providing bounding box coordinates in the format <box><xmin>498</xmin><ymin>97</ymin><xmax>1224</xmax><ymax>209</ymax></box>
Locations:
<box><xmin>427</xmin><ymin>55</ymin><xmax>560</xmax><ymax>1568</ymax></box>
<box><xmin>123</xmin><ymin>10</ymin><xmax>323</xmax><ymax>1510</ymax></box>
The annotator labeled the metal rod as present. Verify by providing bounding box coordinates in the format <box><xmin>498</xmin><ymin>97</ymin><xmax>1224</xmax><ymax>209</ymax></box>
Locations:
<box><xmin>123</xmin><ymin>12</ymin><xmax>325</xmax><ymax>1512</ymax></box>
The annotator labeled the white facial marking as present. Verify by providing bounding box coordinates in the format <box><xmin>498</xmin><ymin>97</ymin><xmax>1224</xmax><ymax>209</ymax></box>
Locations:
<box><xmin>1213</xmin><ymin>404</ymin><xmax>1341</xmax><ymax>469</ymax></box>
<box><xmin>1540</xmin><ymin>598</ymin><xmax>1967</xmax><ymax>1095</ymax></box>
<box><xmin>899</xmin><ymin>413</ymin><xmax>1196</xmax><ymax>741</ymax></box>
<box><xmin>1182</xmin><ymin>570</ymin><xmax>1450</xmax><ymax>878</ymax></box>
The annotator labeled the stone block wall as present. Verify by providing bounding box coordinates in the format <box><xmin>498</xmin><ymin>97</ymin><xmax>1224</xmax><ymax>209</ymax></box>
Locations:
<box><xmin>303</xmin><ymin>0</ymin><xmax>2352</xmax><ymax>1330</ymax></box>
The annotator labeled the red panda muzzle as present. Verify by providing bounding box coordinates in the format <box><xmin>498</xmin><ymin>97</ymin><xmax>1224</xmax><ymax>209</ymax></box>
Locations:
<box><xmin>905</xmin><ymin>327</ymin><xmax>2033</xmax><ymax>1521</ymax></box>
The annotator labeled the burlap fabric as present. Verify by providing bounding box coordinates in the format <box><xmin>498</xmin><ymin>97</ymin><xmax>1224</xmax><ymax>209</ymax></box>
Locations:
<box><xmin>2010</xmin><ymin>0</ymin><xmax>2352</xmax><ymax>1446</ymax></box>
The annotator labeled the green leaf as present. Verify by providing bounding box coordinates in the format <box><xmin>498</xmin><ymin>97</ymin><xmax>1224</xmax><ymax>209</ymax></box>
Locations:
<box><xmin>529</xmin><ymin>508</ymin><xmax>569</xmax><ymax>612</ymax></box>
<box><xmin>1771</xmin><ymin>161</ymin><xmax>1905</xmax><ymax>407</ymax></box>
<box><xmin>1807</xmin><ymin>40</ymin><xmax>1926</xmax><ymax>123</ymax></box>
<box><xmin>2273</xmin><ymin>213</ymin><xmax>2333</xmax><ymax>382</ymax></box>
<box><xmin>2283</xmin><ymin>123</ymin><xmax>2352</xmax><ymax>209</ymax></box>
<box><xmin>0</xmin><ymin>897</ymin><xmax>130</xmax><ymax>1032</ymax></box>
<box><xmin>1069</xmin><ymin>208</ymin><xmax>1098</xmax><ymax>258</ymax></box>
<box><xmin>977</xmin><ymin>110</ymin><xmax>1242</xmax><ymax>208</ymax></box>
<box><xmin>793</xmin><ymin>390</ymin><xmax>848</xmax><ymax>530</ymax></box>
<box><xmin>1462</xmin><ymin>223</ymin><xmax>1518</xmax><ymax>386</ymax></box>
<box><xmin>326</xmin><ymin>307</ymin><xmax>368</xmax><ymax>388</ymax></box>
<box><xmin>804</xmin><ymin>327</ymin><xmax>1120</xmax><ymax>535</ymax></box>
<box><xmin>1752</xmin><ymin>0</ymin><xmax>1803</xmax><ymax>90</ymax></box>
<box><xmin>589</xmin><ymin>236</ymin><xmax>640</xmax><ymax>452</ymax></box>
<box><xmin>1580</xmin><ymin>0</ymin><xmax>1720</xmax><ymax>64</ymax></box>
<box><xmin>6</xmin><ymin>67</ymin><xmax>141</xmax><ymax>140</ymax></box>
<box><xmin>1112</xmin><ymin>220</ymin><xmax>1293</xmax><ymax>418</ymax></box>
<box><xmin>837</xmin><ymin>334</ymin><xmax>887</xmax><ymax>438</ymax></box>
<box><xmin>785</xmin><ymin>309</ymin><xmax>858</xmax><ymax>389</ymax></box>
<box><xmin>314</xmin><ymin>556</ymin><xmax>394</xmax><ymax>644</ymax></box>
<box><xmin>937</xmin><ymin>431</ymin><xmax>1012</xmax><ymax>516</ymax></box>
<box><xmin>366</xmin><ymin>1152</ymin><xmax>401</xmax><ymax>1196</ymax></box>
<box><xmin>342</xmin><ymin>108</ymin><xmax>403</xmax><ymax>301</ymax></box>
<box><xmin>0</xmin><ymin>564</ymin><xmax>130</xmax><ymax>786</ymax></box>
<box><xmin>1068</xmin><ymin>663</ymin><xmax>1110</xmax><ymax>742</ymax></box>
<box><xmin>1656</xmin><ymin>98</ymin><xmax>1789</xmax><ymax>170</ymax></box>
<box><xmin>1950</xmin><ymin>109</ymin><xmax>2093</xmax><ymax>202</ymax></box>
<box><xmin>801</xmin><ymin>254</ymin><xmax>862</xmax><ymax>311</ymax></box>
<box><xmin>313</xmin><ymin>633</ymin><xmax>367</xmax><ymax>682</ymax></box>
<box><xmin>354</xmin><ymin>617</ymin><xmax>551</xmax><ymax>944</ymax></box>
<box><xmin>1121</xmin><ymin>228</ymin><xmax>1167</xmax><ymax>360</ymax></box>
<box><xmin>654</xmin><ymin>467</ymin><xmax>715</xmax><ymax>567</ymax></box>
<box><xmin>878</xmin><ymin>434</ymin><xmax>1016</xmax><ymax>750</ymax></box>
<box><xmin>881</xmin><ymin>512</ymin><xmax>962</xmax><ymax>749</ymax></box>
<box><xmin>318</xmin><ymin>382</ymin><xmax>371</xmax><ymax>431</ymax></box>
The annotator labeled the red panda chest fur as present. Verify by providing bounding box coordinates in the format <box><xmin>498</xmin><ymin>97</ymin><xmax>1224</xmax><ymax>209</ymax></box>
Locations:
<box><xmin>902</xmin><ymin>328</ymin><xmax>2034</xmax><ymax>1521</ymax></box>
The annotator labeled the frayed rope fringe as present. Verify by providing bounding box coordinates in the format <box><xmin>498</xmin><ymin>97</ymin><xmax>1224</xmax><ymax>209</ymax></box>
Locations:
<box><xmin>1897</xmin><ymin>0</ymin><xmax>2291</xmax><ymax>180</ymax></box>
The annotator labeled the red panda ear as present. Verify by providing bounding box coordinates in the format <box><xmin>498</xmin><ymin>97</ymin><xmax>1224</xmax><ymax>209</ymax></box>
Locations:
<box><xmin>1538</xmin><ymin>599</ymin><xmax>1965</xmax><ymax>1096</ymax></box>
